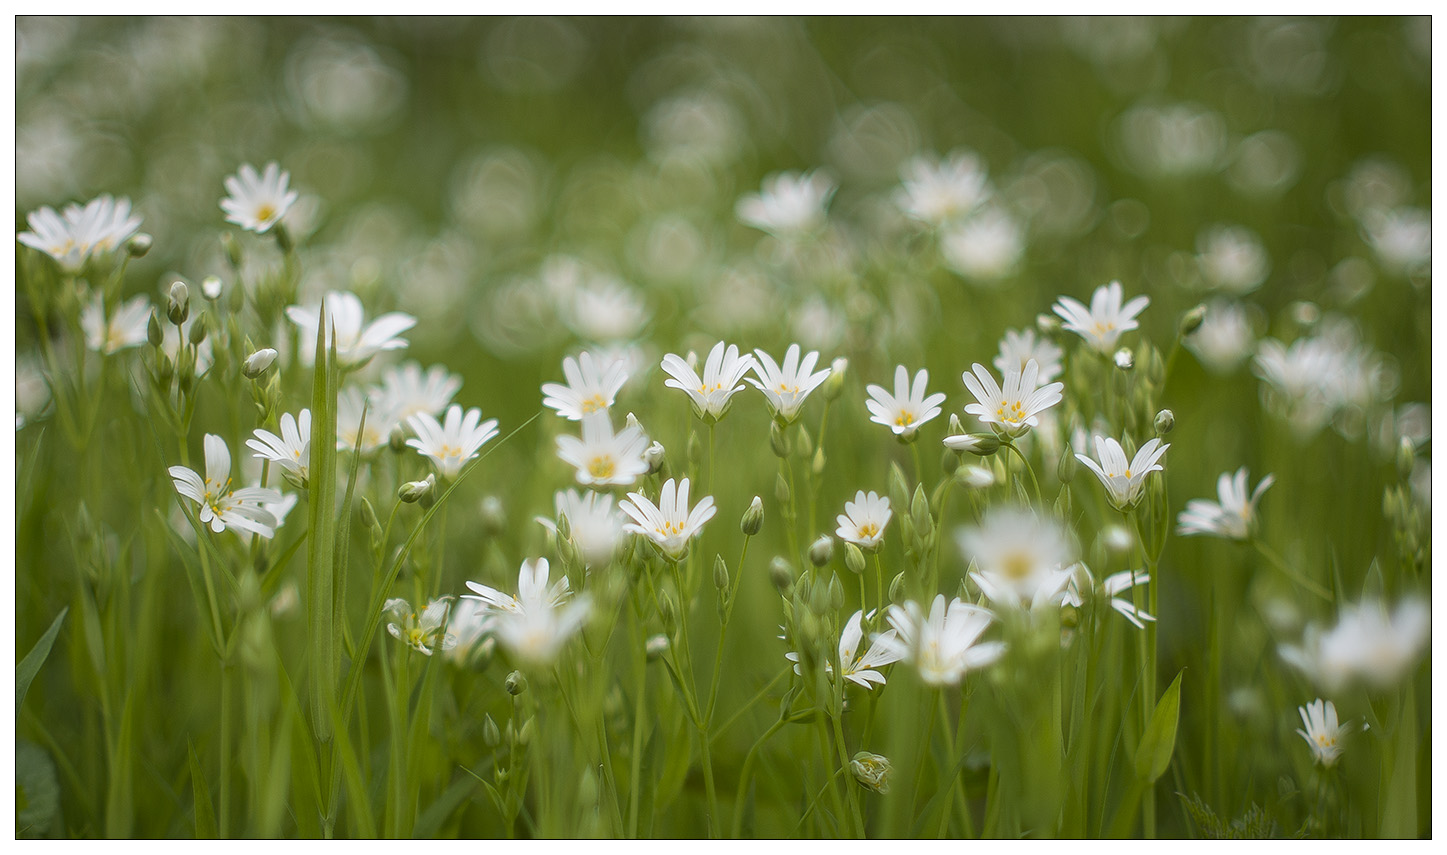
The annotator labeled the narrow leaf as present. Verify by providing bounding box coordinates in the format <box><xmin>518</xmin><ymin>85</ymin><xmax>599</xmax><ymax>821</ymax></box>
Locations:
<box><xmin>1135</xmin><ymin>668</ymin><xmax>1184</xmax><ymax>783</ymax></box>
<box><xmin>16</xmin><ymin>607</ymin><xmax>68</xmax><ymax>716</ymax></box>
<box><xmin>188</xmin><ymin>740</ymin><xmax>217</xmax><ymax>839</ymax></box>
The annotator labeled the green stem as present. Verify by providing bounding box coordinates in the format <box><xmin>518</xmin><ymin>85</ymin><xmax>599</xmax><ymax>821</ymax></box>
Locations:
<box><xmin>731</xmin><ymin>718</ymin><xmax>785</xmax><ymax>838</ymax></box>
<box><xmin>1002</xmin><ymin>442</ymin><xmax>1042</xmax><ymax>503</ymax></box>
<box><xmin>1251</xmin><ymin>538</ymin><xmax>1333</xmax><ymax>601</ymax></box>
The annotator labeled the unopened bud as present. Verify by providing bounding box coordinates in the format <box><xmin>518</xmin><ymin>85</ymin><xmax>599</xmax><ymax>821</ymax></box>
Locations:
<box><xmin>359</xmin><ymin>497</ymin><xmax>379</xmax><ymax>530</ymax></box>
<box><xmin>167</xmin><ymin>281</ymin><xmax>190</xmax><ymax>325</ymax></box>
<box><xmin>1113</xmin><ymin>348</ymin><xmax>1134</xmax><ymax>371</ymax></box>
<box><xmin>482</xmin><ymin>714</ymin><xmax>501</xmax><ymax>747</ymax></box>
<box><xmin>505</xmin><ymin>670</ymin><xmax>527</xmax><ymax>696</ymax></box>
<box><xmin>517</xmin><ymin>717</ymin><xmax>535</xmax><ymax>747</ymax></box>
<box><xmin>398</xmin><ymin>474</ymin><xmax>435</xmax><ymax>504</ymax></box>
<box><xmin>823</xmin><ymin>357</ymin><xmax>848</xmax><ymax>401</ymax></box>
<box><xmin>126</xmin><ymin>233</ymin><xmax>152</xmax><ymax>258</ymax></box>
<box><xmin>659</xmin><ymin>592</ymin><xmax>677</xmax><ymax>633</ymax></box>
<box><xmin>147</xmin><ymin>311</ymin><xmax>164</xmax><ymax>348</ymax></box>
<box><xmin>645</xmin><ymin>633</ymin><xmax>670</xmax><ymax>661</ymax></box>
<box><xmin>910</xmin><ymin>485</ymin><xmax>933</xmax><ymax>540</ymax></box>
<box><xmin>888</xmin><ymin>572</ymin><xmax>905</xmax><ymax>604</ymax></box>
<box><xmin>713</xmin><ymin>554</ymin><xmax>730</xmax><ymax>590</ymax></box>
<box><xmin>741</xmin><ymin>496</ymin><xmax>764</xmax><ymax>536</ymax></box>
<box><xmin>769</xmin><ymin>420</ymin><xmax>790</xmax><ymax>458</ymax></box>
<box><xmin>242</xmin><ymin>348</ymin><xmax>277</xmax><ymax>379</ymax></box>
<box><xmin>644</xmin><ymin>441</ymin><xmax>666</xmax><ymax>474</ymax></box>
<box><xmin>775</xmin><ymin>471</ymin><xmax>791</xmax><ymax>506</ymax></box>
<box><xmin>1154</xmin><ymin>409</ymin><xmax>1175</xmax><ymax>436</ymax></box>
<box><xmin>811</xmin><ymin>446</ymin><xmax>826</xmax><ymax>476</ymax></box>
<box><xmin>388</xmin><ymin>425</ymin><xmax>408</xmax><ymax>455</ymax></box>
<box><xmin>959</xmin><ymin>464</ymin><xmax>995</xmax><ymax>489</ymax></box>
<box><xmin>795</xmin><ymin>425</ymin><xmax>814</xmax><ymax>460</ymax></box>
<box><xmin>887</xmin><ymin>462</ymin><xmax>910</xmax><ymax>511</ymax></box>
<box><xmin>808</xmin><ymin>535</ymin><xmax>834</xmax><ymax>567</ymax></box>
<box><xmin>943</xmin><ymin>432</ymin><xmax>999</xmax><ymax>456</ymax></box>
<box><xmin>687</xmin><ymin>431</ymin><xmax>702</xmax><ymax>466</ymax></box>
<box><xmin>850</xmin><ymin>751</ymin><xmax>892</xmax><ymax>794</ymax></box>
<box><xmin>1179</xmin><ymin>303</ymin><xmax>1207</xmax><ymax>336</ymax></box>
<box><xmin>187</xmin><ymin>312</ymin><xmax>208</xmax><ymax>346</ymax></box>
<box><xmin>1057</xmin><ymin>448</ymin><xmax>1077</xmax><ymax>484</ymax></box>
<box><xmin>201</xmin><ymin>276</ymin><xmax>223</xmax><ymax>301</ymax></box>
<box><xmin>770</xmin><ymin>557</ymin><xmax>794</xmax><ymax>594</ymax></box>
<box><xmin>844</xmin><ymin>543</ymin><xmax>866</xmax><ymax>575</ymax></box>
<box><xmin>828</xmin><ymin>573</ymin><xmax>844</xmax><ymax>611</ymax></box>
<box><xmin>221</xmin><ymin>232</ymin><xmax>243</xmax><ymax>269</ymax></box>
<box><xmin>481</xmin><ymin>495</ymin><xmax>507</xmax><ymax>537</ymax></box>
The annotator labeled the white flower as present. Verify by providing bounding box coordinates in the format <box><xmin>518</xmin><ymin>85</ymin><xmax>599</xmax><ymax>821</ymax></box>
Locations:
<box><xmin>220</xmin><ymin>162</ymin><xmax>299</xmax><ymax>234</ymax></box>
<box><xmin>169</xmin><ymin>434</ymin><xmax>284</xmax><ymax>538</ymax></box>
<box><xmin>407</xmin><ymin>404</ymin><xmax>499</xmax><ymax>480</ymax></box>
<box><xmin>18</xmin><ymin>195</ymin><xmax>143</xmax><ymax>273</ymax></box>
<box><xmin>247</xmin><ymin>409</ymin><xmax>312</xmax><ymax>487</ymax></box>
<box><xmin>747</xmin><ymin>344</ymin><xmax>831</xmax><ymax>424</ymax></box>
<box><xmin>1279</xmin><ymin>598</ymin><xmax>1430</xmax><ymax>693</ymax></box>
<box><xmin>463</xmin><ymin>558</ymin><xmax>590</xmax><ymax>665</ymax></box>
<box><xmin>835</xmin><ymin>491</ymin><xmax>892</xmax><ymax>551</ymax></box>
<box><xmin>1075</xmin><ymin>435</ymin><xmax>1169</xmax><ymax>511</ymax></box>
<box><xmin>1177</xmin><ymin>468</ymin><xmax>1275</xmax><ymax>540</ymax></box>
<box><xmin>1196</xmin><ymin>225</ymin><xmax>1270</xmax><ymax>295</ymax></box>
<box><xmin>384</xmin><ymin>597</ymin><xmax>457</xmax><ymax>656</ymax></box>
<box><xmin>895</xmin><ymin>151</ymin><xmax>991</xmax><ymax>226</ymax></box>
<box><xmin>958</xmin><ymin>464</ymin><xmax>996</xmax><ymax>488</ymax></box>
<box><xmin>994</xmin><ymin>328</ymin><xmax>1063</xmax><ymax>385</ymax></box>
<box><xmin>877</xmin><ymin>596</ymin><xmax>1005</xmax><ymax>686</ymax></box>
<box><xmin>1185</xmin><ymin>300</ymin><xmax>1255</xmax><ymax>374</ymax></box>
<box><xmin>940</xmin><ymin>209</ymin><xmax>1025</xmax><ymax>281</ymax></box>
<box><xmin>1064</xmin><ymin>566</ymin><xmax>1155</xmax><ymax>629</ymax></box>
<box><xmin>336</xmin><ymin>386</ymin><xmax>397</xmax><ymax>453</ymax></box>
<box><xmin>661</xmin><ymin>341</ymin><xmax>755</xmax><ymax>423</ymax></box>
<box><xmin>286</xmin><ymin>290</ymin><xmax>416</xmax><ymax>369</ymax></box>
<box><xmin>958</xmin><ymin>508</ymin><xmax>1076</xmax><ymax>612</ymax></box>
<box><xmin>1052</xmin><ymin>281</ymin><xmax>1150</xmax><ymax>353</ymax></box>
<box><xmin>785</xmin><ymin>610</ymin><xmax>903</xmax><ymax>690</ymax></box>
<box><xmin>542</xmin><ymin>351</ymin><xmax>628</xmax><ymax>421</ymax></box>
<box><xmin>620</xmin><ymin>477</ymin><xmax>716</xmax><ymax>561</ymax></box>
<box><xmin>735</xmin><ymin>170</ymin><xmax>835</xmax><ymax>239</ymax></box>
<box><xmin>371</xmin><ymin>362</ymin><xmax>461</xmax><ymax>424</ymax></box>
<box><xmin>961</xmin><ymin>359</ymin><xmax>1064</xmax><ymax>439</ymax></box>
<box><xmin>560</xmin><ymin>275</ymin><xmax>651</xmax><ymax>342</ymax></box>
<box><xmin>555</xmin><ymin>411</ymin><xmax>650</xmax><ymax>487</ymax></box>
<box><xmin>1295</xmin><ymin>699</ymin><xmax>1350</xmax><ymax>768</ymax></box>
<box><xmin>1362</xmin><ymin>207</ymin><xmax>1431</xmax><ymax>277</ymax></box>
<box><xmin>80</xmin><ymin>293</ymin><xmax>151</xmax><ymax>355</ymax></box>
<box><xmin>865</xmin><ymin>366</ymin><xmax>946</xmax><ymax>439</ymax></box>
<box><xmin>538</xmin><ymin>489</ymin><xmax>625</xmax><ymax>569</ymax></box>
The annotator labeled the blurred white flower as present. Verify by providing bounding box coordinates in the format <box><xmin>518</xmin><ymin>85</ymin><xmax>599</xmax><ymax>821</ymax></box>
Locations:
<box><xmin>562</xmin><ymin>275</ymin><xmax>652</xmax><ymax>343</ymax></box>
<box><xmin>384</xmin><ymin>597</ymin><xmax>457</xmax><ymax>656</ymax></box>
<box><xmin>538</xmin><ymin>489</ymin><xmax>625</xmax><ymax>569</ymax></box>
<box><xmin>15</xmin><ymin>353</ymin><xmax>50</xmax><ymax>430</ymax></box>
<box><xmin>736</xmin><ymin>170</ymin><xmax>835</xmax><ymax>239</ymax></box>
<box><xmin>247</xmin><ymin>409</ymin><xmax>312</xmax><ymax>488</ymax></box>
<box><xmin>661</xmin><ymin>341</ymin><xmax>755</xmax><ymax>423</ymax></box>
<box><xmin>994</xmin><ymin>328</ymin><xmax>1063</xmax><ymax>385</ymax></box>
<box><xmin>1362</xmin><ymin>207</ymin><xmax>1431</xmax><ymax>277</ymax></box>
<box><xmin>958</xmin><ymin>508</ymin><xmax>1075</xmax><ymax>612</ymax></box>
<box><xmin>748</xmin><ymin>344</ymin><xmax>831</xmax><ymax>425</ymax></box>
<box><xmin>80</xmin><ymin>293</ymin><xmax>151</xmax><ymax>355</ymax></box>
<box><xmin>620</xmin><ymin>477</ymin><xmax>716</xmax><ymax>561</ymax></box>
<box><xmin>336</xmin><ymin>386</ymin><xmax>396</xmax><ymax>452</ymax></box>
<box><xmin>1295</xmin><ymin>698</ymin><xmax>1350</xmax><ymax>768</ymax></box>
<box><xmin>1075</xmin><ymin>435</ymin><xmax>1169</xmax><ymax>511</ymax></box>
<box><xmin>371</xmin><ymin>362</ymin><xmax>461</xmax><ymax>424</ymax></box>
<box><xmin>1177</xmin><ymin>468</ymin><xmax>1275</xmax><ymax>540</ymax></box>
<box><xmin>555</xmin><ymin>411</ymin><xmax>650</xmax><ymax>487</ymax></box>
<box><xmin>287</xmin><ymin>290</ymin><xmax>416</xmax><ymax>369</ymax></box>
<box><xmin>542</xmin><ymin>351</ymin><xmax>628</xmax><ymax>421</ymax></box>
<box><xmin>961</xmin><ymin>359</ymin><xmax>1064</xmax><ymax>439</ymax></box>
<box><xmin>877</xmin><ymin>595</ymin><xmax>1005</xmax><ymax>686</ymax></box>
<box><xmin>865</xmin><ymin>366</ymin><xmax>945</xmax><ymax>440</ymax></box>
<box><xmin>940</xmin><ymin>209</ymin><xmax>1025</xmax><ymax>281</ymax></box>
<box><xmin>1064</xmin><ymin>566</ymin><xmax>1155</xmax><ymax>629</ymax></box>
<box><xmin>1196</xmin><ymin>225</ymin><xmax>1270</xmax><ymax>295</ymax></box>
<box><xmin>895</xmin><ymin>150</ymin><xmax>991</xmax><ymax>226</ymax></box>
<box><xmin>18</xmin><ymin>195</ymin><xmax>143</xmax><ymax>273</ymax></box>
<box><xmin>407</xmin><ymin>404</ymin><xmax>499</xmax><ymax>480</ymax></box>
<box><xmin>464</xmin><ymin>558</ymin><xmax>590</xmax><ymax>666</ymax></box>
<box><xmin>1185</xmin><ymin>300</ymin><xmax>1255</xmax><ymax>374</ymax></box>
<box><xmin>1279</xmin><ymin>598</ymin><xmax>1430</xmax><ymax>693</ymax></box>
<box><xmin>220</xmin><ymin>162</ymin><xmax>299</xmax><ymax>234</ymax></box>
<box><xmin>1053</xmin><ymin>281</ymin><xmax>1150</xmax><ymax>354</ymax></box>
<box><xmin>169</xmin><ymin>434</ymin><xmax>284</xmax><ymax>538</ymax></box>
<box><xmin>835</xmin><ymin>490</ymin><xmax>892</xmax><ymax>551</ymax></box>
<box><xmin>1116</xmin><ymin>102</ymin><xmax>1227</xmax><ymax>177</ymax></box>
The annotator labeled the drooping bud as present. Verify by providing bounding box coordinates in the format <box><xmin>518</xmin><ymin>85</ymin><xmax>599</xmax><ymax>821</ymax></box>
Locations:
<box><xmin>844</xmin><ymin>543</ymin><xmax>866</xmax><ymax>575</ymax></box>
<box><xmin>1179</xmin><ymin>303</ymin><xmax>1207</xmax><ymax>337</ymax></box>
<box><xmin>242</xmin><ymin>347</ymin><xmax>278</xmax><ymax>379</ymax></box>
<box><xmin>808</xmin><ymin>535</ymin><xmax>835</xmax><ymax>568</ymax></box>
<box><xmin>740</xmin><ymin>496</ymin><xmax>764</xmax><ymax>536</ymax></box>
<box><xmin>850</xmin><ymin>751</ymin><xmax>892</xmax><ymax>794</ymax></box>
<box><xmin>822</xmin><ymin>357</ymin><xmax>848</xmax><ymax>401</ymax></box>
<box><xmin>167</xmin><ymin>281</ymin><xmax>190</xmax><ymax>326</ymax></box>
<box><xmin>398</xmin><ymin>474</ymin><xmax>435</xmax><ymax>504</ymax></box>
<box><xmin>125</xmin><ymin>233</ymin><xmax>153</xmax><ymax>258</ymax></box>
<box><xmin>1154</xmin><ymin>409</ymin><xmax>1175</xmax><ymax>436</ymax></box>
<box><xmin>505</xmin><ymin>670</ymin><xmax>527</xmax><ymax>696</ymax></box>
<box><xmin>943</xmin><ymin>432</ymin><xmax>1000</xmax><ymax>456</ymax></box>
<box><xmin>1113</xmin><ymin>348</ymin><xmax>1134</xmax><ymax>371</ymax></box>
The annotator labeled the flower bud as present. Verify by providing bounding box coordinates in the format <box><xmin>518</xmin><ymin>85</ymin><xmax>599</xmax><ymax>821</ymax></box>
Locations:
<box><xmin>201</xmin><ymin>276</ymin><xmax>223</xmax><ymax>301</ymax></box>
<box><xmin>959</xmin><ymin>464</ymin><xmax>995</xmax><ymax>489</ymax></box>
<box><xmin>844</xmin><ymin>543</ymin><xmax>866</xmax><ymax>575</ymax></box>
<box><xmin>687</xmin><ymin>431</ymin><xmax>702</xmax><ymax>466</ymax></box>
<box><xmin>481</xmin><ymin>495</ymin><xmax>507</xmax><ymax>538</ymax></box>
<box><xmin>125</xmin><ymin>232</ymin><xmax>152</xmax><ymax>258</ymax></box>
<box><xmin>517</xmin><ymin>717</ymin><xmax>535</xmax><ymax>747</ymax></box>
<box><xmin>658</xmin><ymin>591</ymin><xmax>677</xmax><ymax>633</ymax></box>
<box><xmin>644</xmin><ymin>441</ymin><xmax>666</xmax><ymax>475</ymax></box>
<box><xmin>769</xmin><ymin>421</ymin><xmax>790</xmax><ymax>458</ymax></box>
<box><xmin>769</xmin><ymin>557</ymin><xmax>795</xmax><ymax>594</ymax></box>
<box><xmin>242</xmin><ymin>348</ymin><xmax>278</xmax><ymax>379</ymax></box>
<box><xmin>795</xmin><ymin>425</ymin><xmax>814</xmax><ymax>460</ymax></box>
<box><xmin>1154</xmin><ymin>409</ymin><xmax>1175</xmax><ymax>436</ymax></box>
<box><xmin>221</xmin><ymin>232</ymin><xmax>243</xmax><ymax>269</ymax></box>
<box><xmin>187</xmin><ymin>312</ymin><xmax>209</xmax><ymax>345</ymax></box>
<box><xmin>888</xmin><ymin>572</ymin><xmax>905</xmax><ymax>604</ymax></box>
<box><xmin>554</xmin><ymin>511</ymin><xmax>572</xmax><ymax>543</ymax></box>
<box><xmin>910</xmin><ymin>485</ymin><xmax>933</xmax><ymax>541</ymax></box>
<box><xmin>943</xmin><ymin>432</ymin><xmax>1000</xmax><ymax>456</ymax></box>
<box><xmin>850</xmin><ymin>751</ymin><xmax>892</xmax><ymax>794</ymax></box>
<box><xmin>1179</xmin><ymin>303</ymin><xmax>1207</xmax><ymax>336</ymax></box>
<box><xmin>389</xmin><ymin>425</ymin><xmax>408</xmax><ymax>455</ymax></box>
<box><xmin>1113</xmin><ymin>347</ymin><xmax>1134</xmax><ymax>371</ymax></box>
<box><xmin>505</xmin><ymin>670</ymin><xmax>527</xmax><ymax>696</ymax></box>
<box><xmin>482</xmin><ymin>714</ymin><xmax>501</xmax><ymax>747</ymax></box>
<box><xmin>645</xmin><ymin>633</ymin><xmax>670</xmax><ymax>661</ymax></box>
<box><xmin>887</xmin><ymin>462</ymin><xmax>910</xmax><ymax>513</ymax></box>
<box><xmin>740</xmin><ymin>496</ymin><xmax>764</xmax><ymax>536</ymax></box>
<box><xmin>823</xmin><ymin>357</ymin><xmax>848</xmax><ymax>401</ymax></box>
<box><xmin>713</xmin><ymin>554</ymin><xmax>730</xmax><ymax>590</ymax></box>
<box><xmin>167</xmin><ymin>280</ymin><xmax>190</xmax><ymax>326</ymax></box>
<box><xmin>359</xmin><ymin>497</ymin><xmax>379</xmax><ymax>530</ymax></box>
<box><xmin>1057</xmin><ymin>448</ymin><xmax>1077</xmax><ymax>484</ymax></box>
<box><xmin>827</xmin><ymin>573</ymin><xmax>844</xmax><ymax>611</ymax></box>
<box><xmin>147</xmin><ymin>311</ymin><xmax>164</xmax><ymax>348</ymax></box>
<box><xmin>398</xmin><ymin>474</ymin><xmax>435</xmax><ymax>504</ymax></box>
<box><xmin>775</xmin><ymin>471</ymin><xmax>791</xmax><ymax>506</ymax></box>
<box><xmin>812</xmin><ymin>445</ymin><xmax>826</xmax><ymax>476</ymax></box>
<box><xmin>808</xmin><ymin>535</ymin><xmax>834</xmax><ymax>568</ymax></box>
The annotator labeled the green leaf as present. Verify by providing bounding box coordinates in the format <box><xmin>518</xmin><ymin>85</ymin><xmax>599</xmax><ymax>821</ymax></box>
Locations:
<box><xmin>413</xmin><ymin>768</ymin><xmax>479</xmax><ymax>839</ymax></box>
<box><xmin>16</xmin><ymin>740</ymin><xmax>61</xmax><ymax>838</ymax></box>
<box><xmin>188</xmin><ymin>740</ymin><xmax>217</xmax><ymax>839</ymax></box>
<box><xmin>307</xmin><ymin>301</ymin><xmax>340</xmax><ymax>743</ymax></box>
<box><xmin>16</xmin><ymin>606</ymin><xmax>67</xmax><ymax>717</ymax></box>
<box><xmin>1135</xmin><ymin>668</ymin><xmax>1184</xmax><ymax>783</ymax></box>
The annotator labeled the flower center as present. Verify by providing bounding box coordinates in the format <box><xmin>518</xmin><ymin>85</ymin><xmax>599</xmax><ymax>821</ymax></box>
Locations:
<box><xmin>857</xmin><ymin>522</ymin><xmax>879</xmax><ymax>539</ymax></box>
<box><xmin>581</xmin><ymin>394</ymin><xmax>607</xmax><ymax>414</ymax></box>
<box><xmin>995</xmin><ymin>400</ymin><xmax>1027</xmax><ymax>423</ymax></box>
<box><xmin>588</xmin><ymin>455</ymin><xmax>616</xmax><ymax>479</ymax></box>
<box><xmin>256</xmin><ymin>204</ymin><xmax>276</xmax><ymax>223</ymax></box>
<box><xmin>1002</xmin><ymin>550</ymin><xmax>1034</xmax><ymax>580</ymax></box>
<box><xmin>894</xmin><ymin>410</ymin><xmax>915</xmax><ymax>427</ymax></box>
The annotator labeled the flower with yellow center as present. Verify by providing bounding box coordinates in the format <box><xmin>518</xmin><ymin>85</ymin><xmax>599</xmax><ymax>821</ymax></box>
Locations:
<box><xmin>407</xmin><ymin>404</ymin><xmax>499</xmax><ymax>480</ymax></box>
<box><xmin>619</xmin><ymin>477</ymin><xmax>717</xmax><ymax>561</ymax></box>
<box><xmin>958</xmin><ymin>507</ymin><xmax>1076</xmax><ymax>612</ymax></box>
<box><xmin>1177</xmin><ymin>467</ymin><xmax>1275</xmax><ymax>540</ymax></box>
<box><xmin>170</xmin><ymin>434</ymin><xmax>285</xmax><ymax>538</ymax></box>
<box><xmin>866</xmin><ymin>365</ymin><xmax>947</xmax><ymax>441</ymax></box>
<box><xmin>1295</xmin><ymin>698</ymin><xmax>1350</xmax><ymax>768</ymax></box>
<box><xmin>542</xmin><ymin>351</ymin><xmax>629</xmax><ymax>421</ymax></box>
<box><xmin>220</xmin><ymin>161</ymin><xmax>299</xmax><ymax>234</ymax></box>
<box><xmin>961</xmin><ymin>358</ymin><xmax>1064</xmax><ymax>439</ymax></box>
<box><xmin>747</xmin><ymin>343</ymin><xmax>832</xmax><ymax>424</ymax></box>
<box><xmin>79</xmin><ymin>293</ymin><xmax>151</xmax><ymax>356</ymax></box>
<box><xmin>1052</xmin><ymin>280</ymin><xmax>1150</xmax><ymax>354</ymax></box>
<box><xmin>661</xmin><ymin>341</ymin><xmax>756</xmax><ymax>423</ymax></box>
<box><xmin>556</xmin><ymin>411</ymin><xmax>651</xmax><ymax>487</ymax></box>
<box><xmin>247</xmin><ymin>409</ymin><xmax>312</xmax><ymax>488</ymax></box>
<box><xmin>877</xmin><ymin>596</ymin><xmax>1005</xmax><ymax>686</ymax></box>
<box><xmin>1075</xmin><ymin>435</ymin><xmax>1170</xmax><ymax>511</ymax></box>
<box><xmin>835</xmin><ymin>490</ymin><xmax>892</xmax><ymax>551</ymax></box>
<box><xmin>384</xmin><ymin>597</ymin><xmax>457</xmax><ymax>656</ymax></box>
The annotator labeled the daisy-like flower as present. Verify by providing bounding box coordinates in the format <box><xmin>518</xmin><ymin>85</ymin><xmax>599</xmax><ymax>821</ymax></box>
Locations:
<box><xmin>786</xmin><ymin>610</ymin><xmax>904</xmax><ymax>690</ymax></box>
<box><xmin>865</xmin><ymin>366</ymin><xmax>946</xmax><ymax>440</ymax></box>
<box><xmin>220</xmin><ymin>162</ymin><xmax>299</xmax><ymax>234</ymax></box>
<box><xmin>958</xmin><ymin>508</ymin><xmax>1076</xmax><ymax>612</ymax></box>
<box><xmin>961</xmin><ymin>359</ymin><xmax>1064</xmax><ymax>439</ymax></box>
<box><xmin>877</xmin><ymin>596</ymin><xmax>1005</xmax><ymax>686</ymax></box>
<box><xmin>619</xmin><ymin>477</ymin><xmax>717</xmax><ymax>561</ymax></box>
<box><xmin>384</xmin><ymin>597</ymin><xmax>457</xmax><ymax>656</ymax></box>
<box><xmin>1295</xmin><ymin>699</ymin><xmax>1350</xmax><ymax>768</ymax></box>
<box><xmin>1196</xmin><ymin>225</ymin><xmax>1270</xmax><ymax>295</ymax></box>
<box><xmin>735</xmin><ymin>170</ymin><xmax>835</xmax><ymax>239</ymax></box>
<box><xmin>247</xmin><ymin>409</ymin><xmax>312</xmax><ymax>487</ymax></box>
<box><xmin>835</xmin><ymin>490</ymin><xmax>892</xmax><ymax>551</ymax></box>
<box><xmin>1075</xmin><ymin>435</ymin><xmax>1170</xmax><ymax>511</ymax></box>
<box><xmin>1185</xmin><ymin>300</ymin><xmax>1255</xmax><ymax>375</ymax></box>
<box><xmin>286</xmin><ymin>290</ymin><xmax>417</xmax><ymax>369</ymax></box>
<box><xmin>1177</xmin><ymin>468</ymin><xmax>1275</xmax><ymax>540</ymax></box>
<box><xmin>463</xmin><ymin>558</ymin><xmax>591</xmax><ymax>665</ymax></box>
<box><xmin>555</xmin><ymin>411</ymin><xmax>650</xmax><ymax>487</ymax></box>
<box><xmin>747</xmin><ymin>344</ymin><xmax>831</xmax><ymax>425</ymax></box>
<box><xmin>895</xmin><ymin>151</ymin><xmax>991</xmax><ymax>227</ymax></box>
<box><xmin>407</xmin><ymin>404</ymin><xmax>499</xmax><ymax>480</ymax></box>
<box><xmin>661</xmin><ymin>341</ymin><xmax>756</xmax><ymax>423</ymax></box>
<box><xmin>18</xmin><ymin>195</ymin><xmax>143</xmax><ymax>273</ymax></box>
<box><xmin>1279</xmin><ymin>598</ymin><xmax>1431</xmax><ymax>693</ymax></box>
<box><xmin>370</xmin><ymin>362</ymin><xmax>461</xmax><ymax>424</ymax></box>
<box><xmin>1064</xmin><ymin>566</ymin><xmax>1155</xmax><ymax>629</ymax></box>
<box><xmin>336</xmin><ymin>387</ymin><xmax>397</xmax><ymax>453</ymax></box>
<box><xmin>79</xmin><ymin>293</ymin><xmax>151</xmax><ymax>355</ymax></box>
<box><xmin>169</xmin><ymin>434</ymin><xmax>284</xmax><ymax>538</ymax></box>
<box><xmin>560</xmin><ymin>275</ymin><xmax>652</xmax><ymax>343</ymax></box>
<box><xmin>537</xmin><ymin>489</ymin><xmax>625</xmax><ymax>569</ymax></box>
<box><xmin>940</xmin><ymin>209</ymin><xmax>1026</xmax><ymax>282</ymax></box>
<box><xmin>1052</xmin><ymin>281</ymin><xmax>1150</xmax><ymax>354</ymax></box>
<box><xmin>994</xmin><ymin>328</ymin><xmax>1063</xmax><ymax>385</ymax></box>
<box><xmin>542</xmin><ymin>351</ymin><xmax>629</xmax><ymax>421</ymax></box>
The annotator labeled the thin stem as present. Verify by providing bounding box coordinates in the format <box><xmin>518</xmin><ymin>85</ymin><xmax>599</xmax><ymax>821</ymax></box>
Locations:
<box><xmin>731</xmin><ymin>718</ymin><xmax>786</xmax><ymax>837</ymax></box>
<box><xmin>1002</xmin><ymin>442</ymin><xmax>1042</xmax><ymax>503</ymax></box>
<box><xmin>1251</xmin><ymin>538</ymin><xmax>1333</xmax><ymax>601</ymax></box>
